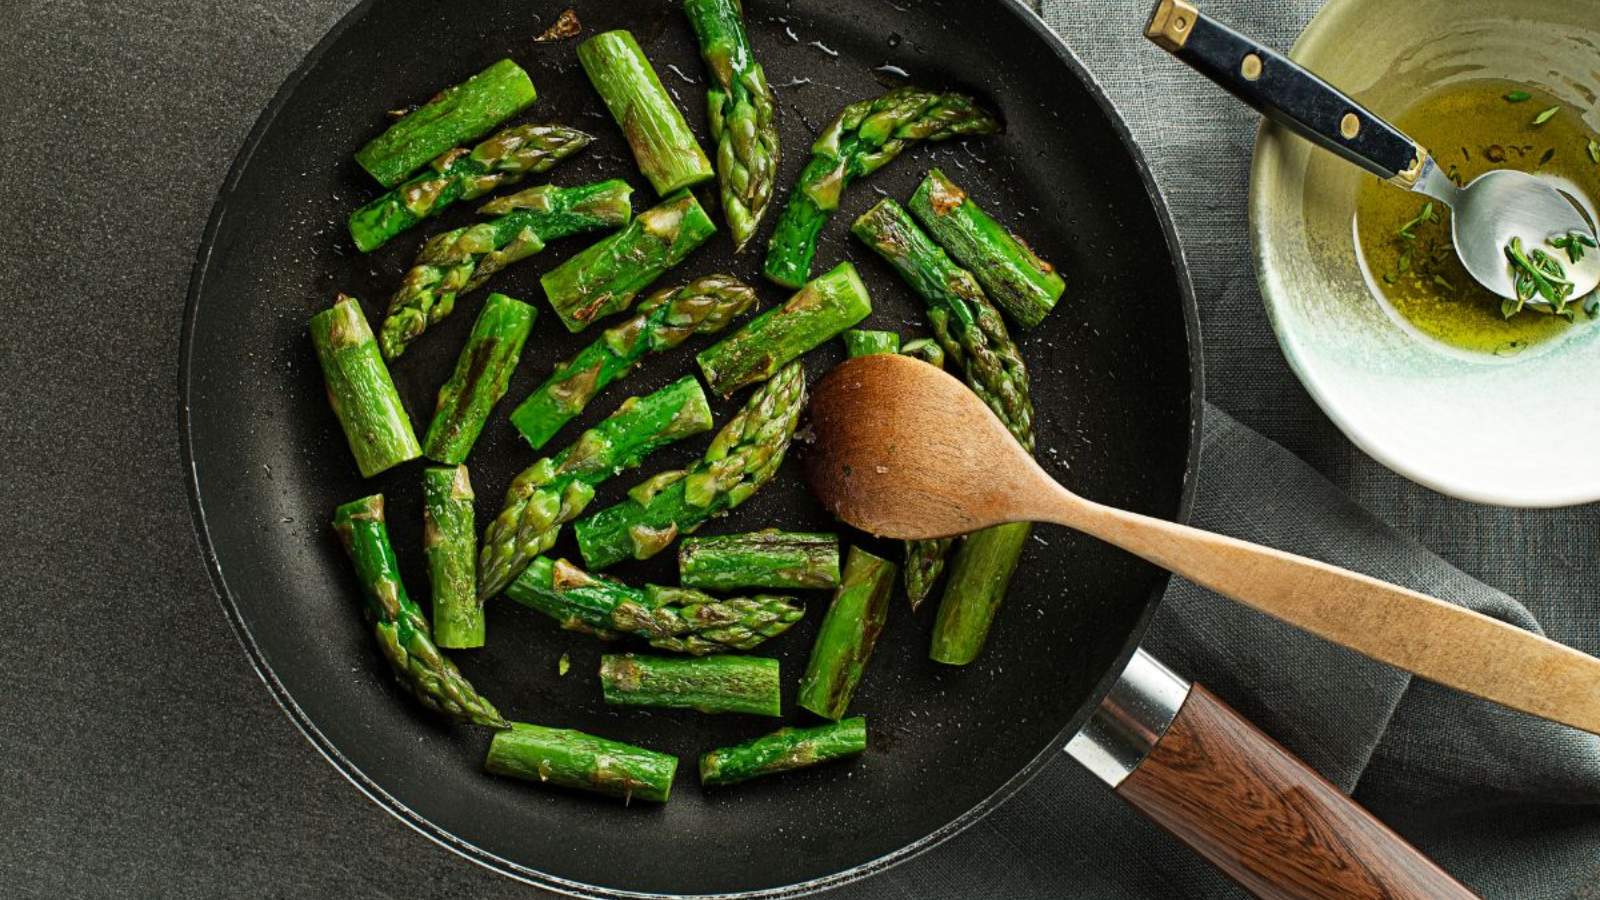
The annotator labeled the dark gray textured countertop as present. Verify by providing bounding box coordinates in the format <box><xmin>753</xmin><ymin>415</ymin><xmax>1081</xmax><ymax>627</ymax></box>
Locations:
<box><xmin>6</xmin><ymin>0</ymin><xmax>1599</xmax><ymax>896</ymax></box>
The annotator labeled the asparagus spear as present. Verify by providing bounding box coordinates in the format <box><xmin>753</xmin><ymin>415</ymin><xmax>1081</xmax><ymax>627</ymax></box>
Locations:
<box><xmin>851</xmin><ymin>199</ymin><xmax>1033</xmax><ymax>449</ymax></box>
<box><xmin>505</xmin><ymin>557</ymin><xmax>803</xmax><ymax>654</ymax></box>
<box><xmin>509</xmin><ymin>275</ymin><xmax>757</xmax><ymax>450</ymax></box>
<box><xmin>575</xmin><ymin>361</ymin><xmax>806</xmax><ymax>569</ymax></box>
<box><xmin>852</xmin><ymin>198</ymin><xmax>1036</xmax><ymax>660</ymax></box>
<box><xmin>578</xmin><ymin>30</ymin><xmax>714</xmax><ymax>195</ymax></box>
<box><xmin>763</xmin><ymin>87</ymin><xmax>1001</xmax><ymax>288</ymax></box>
<box><xmin>380</xmin><ymin>180</ymin><xmax>633</xmax><ymax>360</ymax></box>
<box><xmin>349</xmin><ymin>124</ymin><xmax>593</xmax><ymax>253</ymax></box>
<box><xmin>928</xmin><ymin>522</ymin><xmax>1031</xmax><ymax>664</ymax></box>
<box><xmin>700</xmin><ymin>717</ymin><xmax>866</xmax><ymax>787</ymax></box>
<box><xmin>909</xmin><ymin>168</ymin><xmax>1065</xmax><ymax>328</ymax></box>
<box><xmin>356</xmin><ymin>59</ymin><xmax>538</xmax><ymax>188</ymax></box>
<box><xmin>797</xmin><ymin>547</ymin><xmax>896</xmax><ymax>720</ymax></box>
<box><xmin>477</xmin><ymin>376</ymin><xmax>714</xmax><ymax>600</ymax></box>
<box><xmin>840</xmin><ymin>329</ymin><xmax>900</xmax><ymax>357</ymax></box>
<box><xmin>422</xmin><ymin>293</ymin><xmax>536</xmax><ymax>465</ymax></box>
<box><xmin>697</xmin><ymin>262</ymin><xmax>872</xmax><ymax>396</ymax></box>
<box><xmin>899</xmin><ymin>336</ymin><xmax>945</xmax><ymax>369</ymax></box>
<box><xmin>684</xmin><ymin>0</ymin><xmax>780</xmax><ymax>250</ymax></box>
<box><xmin>422</xmin><ymin>466</ymin><xmax>481</xmax><ymax>649</ymax></box>
<box><xmin>679</xmin><ymin>530</ymin><xmax>840</xmax><ymax>591</ymax></box>
<box><xmin>599</xmin><ymin>653</ymin><xmax>781</xmax><ymax>716</ymax></box>
<box><xmin>486</xmin><ymin>722</ymin><xmax>677</xmax><ymax>803</ymax></box>
<box><xmin>332</xmin><ymin>495</ymin><xmax>504</xmax><ymax>727</ymax></box>
<box><xmin>310</xmin><ymin>295</ymin><xmax>421</xmax><ymax>478</ymax></box>
<box><xmin>540</xmin><ymin>190</ymin><xmax>718</xmax><ymax>333</ymax></box>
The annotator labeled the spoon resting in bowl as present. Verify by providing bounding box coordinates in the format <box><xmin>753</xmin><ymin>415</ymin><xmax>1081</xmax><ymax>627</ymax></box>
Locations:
<box><xmin>1145</xmin><ymin>0</ymin><xmax>1600</xmax><ymax>309</ymax></box>
<box><xmin>804</xmin><ymin>354</ymin><xmax>1600</xmax><ymax>735</ymax></box>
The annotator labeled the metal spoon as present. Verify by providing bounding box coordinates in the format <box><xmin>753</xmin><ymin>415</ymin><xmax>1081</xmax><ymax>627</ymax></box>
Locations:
<box><xmin>804</xmin><ymin>354</ymin><xmax>1600</xmax><ymax>735</ymax></box>
<box><xmin>1145</xmin><ymin>0</ymin><xmax>1600</xmax><ymax>308</ymax></box>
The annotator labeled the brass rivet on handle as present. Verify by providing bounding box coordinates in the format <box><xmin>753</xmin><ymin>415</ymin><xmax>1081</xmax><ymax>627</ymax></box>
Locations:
<box><xmin>1240</xmin><ymin>53</ymin><xmax>1262</xmax><ymax>81</ymax></box>
<box><xmin>1340</xmin><ymin>112</ymin><xmax>1361</xmax><ymax>139</ymax></box>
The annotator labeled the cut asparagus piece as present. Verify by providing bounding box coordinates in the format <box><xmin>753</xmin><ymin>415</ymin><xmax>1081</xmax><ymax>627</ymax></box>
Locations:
<box><xmin>575</xmin><ymin>361</ymin><xmax>806</xmax><ymax>569</ymax></box>
<box><xmin>505</xmin><ymin>557</ymin><xmax>803</xmax><ymax>654</ymax></box>
<box><xmin>909</xmin><ymin>168</ymin><xmax>1065</xmax><ymax>328</ymax></box>
<box><xmin>380</xmin><ymin>180</ymin><xmax>633</xmax><ymax>360</ymax></box>
<box><xmin>700</xmin><ymin>717</ymin><xmax>866</xmax><ymax>787</ymax></box>
<box><xmin>310</xmin><ymin>295</ymin><xmax>421</xmax><ymax>478</ymax></box>
<box><xmin>578</xmin><ymin>30</ymin><xmax>713</xmax><ymax>195</ymax></box>
<box><xmin>349</xmin><ymin>124</ymin><xmax>592</xmax><ymax>253</ymax></box>
<box><xmin>422</xmin><ymin>293</ymin><xmax>536</xmax><ymax>465</ymax></box>
<box><xmin>486</xmin><ymin>722</ymin><xmax>677</xmax><ymax>803</ymax></box>
<box><xmin>422</xmin><ymin>466</ymin><xmax>480</xmax><ymax>649</ymax></box>
<box><xmin>840</xmin><ymin>329</ymin><xmax>900</xmax><ymax>357</ymax></box>
<box><xmin>852</xmin><ymin>198</ymin><xmax>1037</xmax><ymax>661</ymax></box>
<box><xmin>356</xmin><ymin>59</ymin><xmax>537</xmax><ymax>188</ymax></box>
<box><xmin>763</xmin><ymin>86</ymin><xmax>1000</xmax><ymax>288</ymax></box>
<box><xmin>509</xmin><ymin>274</ymin><xmax>757</xmax><ymax>449</ymax></box>
<box><xmin>797</xmin><ymin>547</ymin><xmax>896</xmax><ymax>720</ymax></box>
<box><xmin>928</xmin><ymin>522</ymin><xmax>1031</xmax><ymax>665</ymax></box>
<box><xmin>684</xmin><ymin>0</ymin><xmax>780</xmax><ymax>250</ymax></box>
<box><xmin>697</xmin><ymin>262</ymin><xmax>872</xmax><ymax>396</ymax></box>
<box><xmin>332</xmin><ymin>495</ymin><xmax>504</xmax><ymax>727</ymax></box>
<box><xmin>899</xmin><ymin>336</ymin><xmax>946</xmax><ymax>369</ymax></box>
<box><xmin>678</xmin><ymin>530</ymin><xmax>840</xmax><ymax>591</ymax></box>
<box><xmin>477</xmin><ymin>376</ymin><xmax>714</xmax><ymax>600</ymax></box>
<box><xmin>599</xmin><ymin>653</ymin><xmax>781</xmax><ymax>716</ymax></box>
<box><xmin>541</xmin><ymin>190</ymin><xmax>718</xmax><ymax>334</ymax></box>
<box><xmin>851</xmin><ymin>199</ymin><xmax>1033</xmax><ymax>448</ymax></box>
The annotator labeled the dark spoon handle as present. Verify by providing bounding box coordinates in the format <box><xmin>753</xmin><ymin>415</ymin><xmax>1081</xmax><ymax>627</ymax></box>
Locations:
<box><xmin>1144</xmin><ymin>0</ymin><xmax>1425</xmax><ymax>184</ymax></box>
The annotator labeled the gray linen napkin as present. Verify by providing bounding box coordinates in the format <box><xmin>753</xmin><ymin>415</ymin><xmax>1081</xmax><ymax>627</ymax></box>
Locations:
<box><xmin>831</xmin><ymin>406</ymin><xmax>1600</xmax><ymax>899</ymax></box>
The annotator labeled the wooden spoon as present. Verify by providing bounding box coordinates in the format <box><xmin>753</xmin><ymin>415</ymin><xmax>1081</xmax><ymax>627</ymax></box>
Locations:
<box><xmin>805</xmin><ymin>354</ymin><xmax>1600</xmax><ymax>735</ymax></box>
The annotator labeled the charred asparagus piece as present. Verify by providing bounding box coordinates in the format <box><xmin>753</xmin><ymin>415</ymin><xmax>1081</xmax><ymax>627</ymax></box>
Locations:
<box><xmin>697</xmin><ymin>262</ymin><xmax>871</xmax><ymax>396</ymax></box>
<box><xmin>332</xmin><ymin>494</ymin><xmax>504</xmax><ymax>727</ymax></box>
<box><xmin>486</xmin><ymin>722</ymin><xmax>677</xmax><ymax>803</ymax></box>
<box><xmin>356</xmin><ymin>59</ymin><xmax>537</xmax><ymax>188</ymax></box>
<box><xmin>797</xmin><ymin>547</ymin><xmax>895</xmax><ymax>719</ymax></box>
<box><xmin>678</xmin><ymin>530</ymin><xmax>840</xmax><ymax>591</ymax></box>
<box><xmin>684</xmin><ymin>0</ymin><xmax>780</xmax><ymax>250</ymax></box>
<box><xmin>700</xmin><ymin>717</ymin><xmax>866</xmax><ymax>787</ymax></box>
<box><xmin>575</xmin><ymin>361</ymin><xmax>806</xmax><ymax>569</ymax></box>
<box><xmin>422</xmin><ymin>466</ymin><xmax>481</xmax><ymax>649</ymax></box>
<box><xmin>599</xmin><ymin>653</ymin><xmax>781</xmax><ymax>716</ymax></box>
<box><xmin>840</xmin><ymin>329</ymin><xmax>900</xmax><ymax>357</ymax></box>
<box><xmin>909</xmin><ymin>168</ymin><xmax>1064</xmax><ymax>328</ymax></box>
<box><xmin>309</xmin><ymin>295</ymin><xmax>421</xmax><ymax>478</ymax></box>
<box><xmin>509</xmin><ymin>274</ymin><xmax>756</xmax><ymax>450</ymax></box>
<box><xmin>477</xmin><ymin>376</ymin><xmax>714</xmax><ymax>600</ymax></box>
<box><xmin>763</xmin><ymin>86</ymin><xmax>1000</xmax><ymax>288</ymax></box>
<box><xmin>349</xmin><ymin>124</ymin><xmax>592</xmax><ymax>253</ymax></box>
<box><xmin>505</xmin><ymin>557</ymin><xmax>803</xmax><ymax>654</ymax></box>
<box><xmin>578</xmin><ymin>30</ymin><xmax>714</xmax><ymax>195</ymax></box>
<box><xmin>380</xmin><ymin>180</ymin><xmax>633</xmax><ymax>360</ymax></box>
<box><xmin>540</xmin><ymin>190</ymin><xmax>718</xmax><ymax>333</ymax></box>
<box><xmin>422</xmin><ymin>292</ymin><xmax>535</xmax><ymax>465</ymax></box>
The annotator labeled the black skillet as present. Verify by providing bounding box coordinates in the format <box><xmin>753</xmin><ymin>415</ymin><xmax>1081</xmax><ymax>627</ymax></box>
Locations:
<box><xmin>179</xmin><ymin>0</ymin><xmax>1462</xmax><ymax>895</ymax></box>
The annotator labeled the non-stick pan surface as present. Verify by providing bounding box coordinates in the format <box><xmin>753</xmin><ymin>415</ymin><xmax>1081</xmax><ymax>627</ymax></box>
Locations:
<box><xmin>181</xmin><ymin>0</ymin><xmax>1200</xmax><ymax>895</ymax></box>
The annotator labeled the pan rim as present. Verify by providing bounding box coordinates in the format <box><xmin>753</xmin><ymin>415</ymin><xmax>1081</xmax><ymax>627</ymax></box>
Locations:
<box><xmin>176</xmin><ymin>0</ymin><xmax>1205</xmax><ymax>896</ymax></box>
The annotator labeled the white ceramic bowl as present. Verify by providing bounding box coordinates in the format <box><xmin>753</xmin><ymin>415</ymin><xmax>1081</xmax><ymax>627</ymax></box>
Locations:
<box><xmin>1251</xmin><ymin>0</ymin><xmax>1600</xmax><ymax>507</ymax></box>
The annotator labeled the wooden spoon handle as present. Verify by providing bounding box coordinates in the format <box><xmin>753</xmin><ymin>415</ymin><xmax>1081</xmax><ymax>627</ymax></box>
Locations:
<box><xmin>1117</xmin><ymin>684</ymin><xmax>1476</xmax><ymax>899</ymax></box>
<box><xmin>1059</xmin><ymin>499</ymin><xmax>1600</xmax><ymax>734</ymax></box>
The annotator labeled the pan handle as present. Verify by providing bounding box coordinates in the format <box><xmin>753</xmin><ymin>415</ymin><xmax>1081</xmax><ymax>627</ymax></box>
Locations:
<box><xmin>1070</xmin><ymin>651</ymin><xmax>1476</xmax><ymax>899</ymax></box>
<box><xmin>1142</xmin><ymin>0</ymin><xmax>1427</xmax><ymax>187</ymax></box>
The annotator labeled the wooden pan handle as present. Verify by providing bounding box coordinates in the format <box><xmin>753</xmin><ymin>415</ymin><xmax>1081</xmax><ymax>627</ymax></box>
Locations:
<box><xmin>1116</xmin><ymin>684</ymin><xmax>1476</xmax><ymax>899</ymax></box>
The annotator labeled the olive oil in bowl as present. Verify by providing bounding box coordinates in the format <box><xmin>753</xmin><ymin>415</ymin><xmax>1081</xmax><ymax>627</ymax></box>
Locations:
<box><xmin>1354</xmin><ymin>79</ymin><xmax>1600</xmax><ymax>357</ymax></box>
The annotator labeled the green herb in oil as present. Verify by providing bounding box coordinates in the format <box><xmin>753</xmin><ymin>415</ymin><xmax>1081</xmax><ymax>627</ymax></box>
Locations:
<box><xmin>1550</xmin><ymin>231</ymin><xmax>1596</xmax><ymax>265</ymax></box>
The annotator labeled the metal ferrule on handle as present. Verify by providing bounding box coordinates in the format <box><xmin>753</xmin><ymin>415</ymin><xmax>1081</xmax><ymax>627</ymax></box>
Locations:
<box><xmin>1066</xmin><ymin>649</ymin><xmax>1191</xmax><ymax>787</ymax></box>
